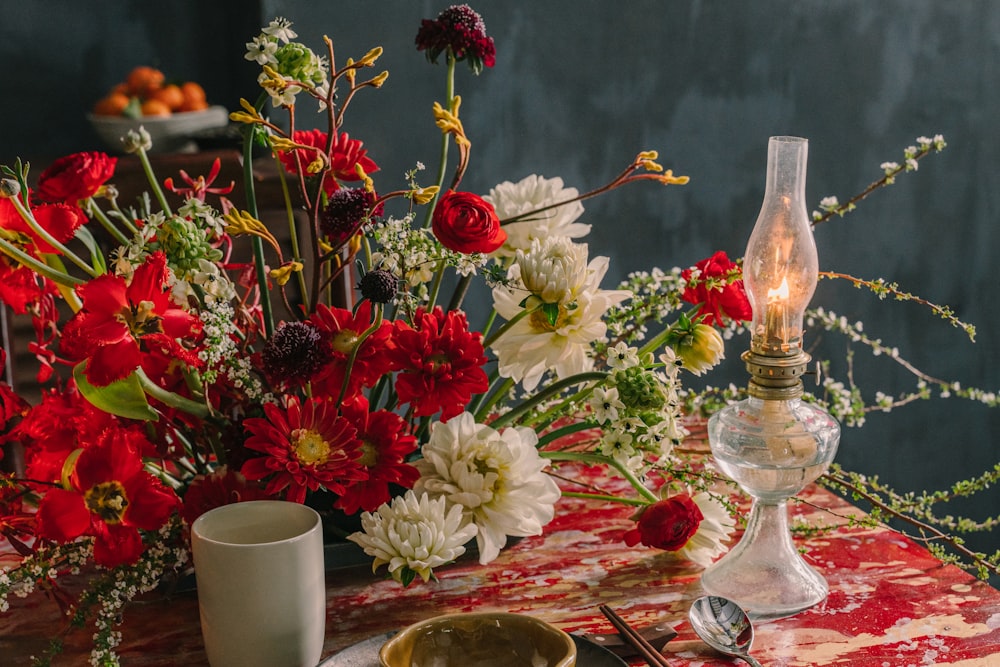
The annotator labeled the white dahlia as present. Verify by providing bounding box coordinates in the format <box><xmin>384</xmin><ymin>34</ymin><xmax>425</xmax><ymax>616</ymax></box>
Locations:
<box><xmin>484</xmin><ymin>174</ymin><xmax>590</xmax><ymax>260</ymax></box>
<box><xmin>414</xmin><ymin>412</ymin><xmax>561</xmax><ymax>564</ymax></box>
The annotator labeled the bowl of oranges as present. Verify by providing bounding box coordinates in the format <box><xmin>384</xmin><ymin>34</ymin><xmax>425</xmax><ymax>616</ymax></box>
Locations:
<box><xmin>88</xmin><ymin>66</ymin><xmax>229</xmax><ymax>153</ymax></box>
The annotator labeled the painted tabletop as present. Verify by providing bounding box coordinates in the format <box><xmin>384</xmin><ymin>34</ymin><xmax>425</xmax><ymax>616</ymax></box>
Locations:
<box><xmin>2</xmin><ymin>455</ymin><xmax>999</xmax><ymax>666</ymax></box>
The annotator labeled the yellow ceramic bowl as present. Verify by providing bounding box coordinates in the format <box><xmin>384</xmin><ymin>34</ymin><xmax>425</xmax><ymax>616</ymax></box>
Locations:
<box><xmin>379</xmin><ymin>611</ymin><xmax>577</xmax><ymax>667</ymax></box>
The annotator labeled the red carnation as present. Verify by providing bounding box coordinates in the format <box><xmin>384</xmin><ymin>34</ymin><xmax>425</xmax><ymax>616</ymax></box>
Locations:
<box><xmin>431</xmin><ymin>190</ymin><xmax>506</xmax><ymax>255</ymax></box>
<box><xmin>386</xmin><ymin>306</ymin><xmax>489</xmax><ymax>420</ymax></box>
<box><xmin>624</xmin><ymin>495</ymin><xmax>704</xmax><ymax>551</ymax></box>
<box><xmin>681</xmin><ymin>250</ymin><xmax>753</xmax><ymax>327</ymax></box>
<box><xmin>35</xmin><ymin>151</ymin><xmax>117</xmax><ymax>204</ymax></box>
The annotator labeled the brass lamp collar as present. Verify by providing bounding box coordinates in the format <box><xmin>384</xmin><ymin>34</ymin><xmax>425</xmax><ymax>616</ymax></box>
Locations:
<box><xmin>743</xmin><ymin>336</ymin><xmax>810</xmax><ymax>400</ymax></box>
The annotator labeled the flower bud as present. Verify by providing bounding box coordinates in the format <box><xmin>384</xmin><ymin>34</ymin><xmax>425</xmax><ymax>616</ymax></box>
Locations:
<box><xmin>670</xmin><ymin>323</ymin><xmax>725</xmax><ymax>376</ymax></box>
<box><xmin>0</xmin><ymin>178</ymin><xmax>21</xmax><ymax>198</ymax></box>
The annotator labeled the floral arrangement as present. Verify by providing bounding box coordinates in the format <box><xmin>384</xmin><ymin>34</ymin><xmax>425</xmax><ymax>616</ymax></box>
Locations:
<box><xmin>0</xmin><ymin>6</ymin><xmax>997</xmax><ymax>666</ymax></box>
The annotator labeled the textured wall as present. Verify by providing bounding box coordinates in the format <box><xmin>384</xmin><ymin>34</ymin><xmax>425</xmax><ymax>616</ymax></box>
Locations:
<box><xmin>3</xmin><ymin>1</ymin><xmax>999</xmax><ymax>550</ymax></box>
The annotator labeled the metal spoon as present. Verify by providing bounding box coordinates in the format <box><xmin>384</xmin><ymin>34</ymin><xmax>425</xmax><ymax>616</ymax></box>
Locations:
<box><xmin>688</xmin><ymin>596</ymin><xmax>763</xmax><ymax>667</ymax></box>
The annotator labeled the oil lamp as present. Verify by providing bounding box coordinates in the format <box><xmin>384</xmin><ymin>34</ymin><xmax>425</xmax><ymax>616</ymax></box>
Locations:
<box><xmin>700</xmin><ymin>136</ymin><xmax>841</xmax><ymax>619</ymax></box>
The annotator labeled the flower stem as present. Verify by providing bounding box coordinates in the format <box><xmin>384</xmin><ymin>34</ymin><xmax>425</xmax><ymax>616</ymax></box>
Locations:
<box><xmin>421</xmin><ymin>54</ymin><xmax>456</xmax><ymax>229</ymax></box>
<box><xmin>240</xmin><ymin>94</ymin><xmax>276</xmax><ymax>337</ymax></box>
<box><xmin>84</xmin><ymin>198</ymin><xmax>130</xmax><ymax>247</ymax></box>
<box><xmin>541</xmin><ymin>450</ymin><xmax>659</xmax><ymax>503</ymax></box>
<box><xmin>9</xmin><ymin>196</ymin><xmax>99</xmax><ymax>278</ymax></box>
<box><xmin>489</xmin><ymin>371</ymin><xmax>607</xmax><ymax>430</ymax></box>
<box><xmin>135</xmin><ymin>146</ymin><xmax>173</xmax><ymax>217</ymax></box>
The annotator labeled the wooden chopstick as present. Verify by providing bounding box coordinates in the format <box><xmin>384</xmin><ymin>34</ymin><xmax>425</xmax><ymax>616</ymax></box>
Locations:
<box><xmin>598</xmin><ymin>604</ymin><xmax>671</xmax><ymax>667</ymax></box>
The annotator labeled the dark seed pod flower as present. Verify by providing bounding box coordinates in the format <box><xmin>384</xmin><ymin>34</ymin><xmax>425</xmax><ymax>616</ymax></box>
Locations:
<box><xmin>261</xmin><ymin>320</ymin><xmax>331</xmax><ymax>385</ymax></box>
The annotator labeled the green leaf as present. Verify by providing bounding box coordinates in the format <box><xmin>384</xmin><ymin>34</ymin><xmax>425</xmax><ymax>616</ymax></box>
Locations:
<box><xmin>542</xmin><ymin>302</ymin><xmax>560</xmax><ymax>327</ymax></box>
<box><xmin>73</xmin><ymin>225</ymin><xmax>107</xmax><ymax>274</ymax></box>
<box><xmin>73</xmin><ymin>362</ymin><xmax>158</xmax><ymax>421</ymax></box>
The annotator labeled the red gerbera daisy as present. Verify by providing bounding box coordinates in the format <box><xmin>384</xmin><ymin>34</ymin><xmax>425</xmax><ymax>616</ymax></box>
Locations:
<box><xmin>277</xmin><ymin>129</ymin><xmax>379</xmax><ymax>196</ymax></box>
<box><xmin>335</xmin><ymin>396</ymin><xmax>420</xmax><ymax>515</ymax></box>
<box><xmin>309</xmin><ymin>300</ymin><xmax>393</xmax><ymax>399</ymax></box>
<box><xmin>240</xmin><ymin>397</ymin><xmax>366</xmax><ymax>504</ymax></box>
<box><xmin>35</xmin><ymin>434</ymin><xmax>180</xmax><ymax>567</ymax></box>
<box><xmin>387</xmin><ymin>306</ymin><xmax>489</xmax><ymax>421</ymax></box>
<box><xmin>65</xmin><ymin>251</ymin><xmax>203</xmax><ymax>386</ymax></box>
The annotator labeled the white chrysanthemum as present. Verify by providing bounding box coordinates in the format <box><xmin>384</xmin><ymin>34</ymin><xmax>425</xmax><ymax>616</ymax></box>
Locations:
<box><xmin>678</xmin><ymin>492</ymin><xmax>737</xmax><ymax>568</ymax></box>
<box><xmin>515</xmin><ymin>237</ymin><xmax>590</xmax><ymax>304</ymax></box>
<box><xmin>485</xmin><ymin>175</ymin><xmax>590</xmax><ymax>260</ymax></box>
<box><xmin>414</xmin><ymin>412</ymin><xmax>561</xmax><ymax>564</ymax></box>
<box><xmin>491</xmin><ymin>252</ymin><xmax>630</xmax><ymax>391</ymax></box>
<box><xmin>347</xmin><ymin>490</ymin><xmax>477</xmax><ymax>584</ymax></box>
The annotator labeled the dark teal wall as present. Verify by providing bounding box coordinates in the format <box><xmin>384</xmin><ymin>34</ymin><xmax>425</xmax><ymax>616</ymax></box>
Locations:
<box><xmin>3</xmin><ymin>1</ymin><xmax>999</xmax><ymax>552</ymax></box>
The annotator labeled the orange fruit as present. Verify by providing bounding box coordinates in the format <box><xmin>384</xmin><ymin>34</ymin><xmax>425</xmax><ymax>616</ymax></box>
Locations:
<box><xmin>140</xmin><ymin>98</ymin><xmax>172</xmax><ymax>117</ymax></box>
<box><xmin>92</xmin><ymin>92</ymin><xmax>132</xmax><ymax>116</ymax></box>
<box><xmin>126</xmin><ymin>66</ymin><xmax>165</xmax><ymax>97</ymax></box>
<box><xmin>180</xmin><ymin>81</ymin><xmax>207</xmax><ymax>105</ymax></box>
<box><xmin>150</xmin><ymin>84</ymin><xmax>184</xmax><ymax>111</ymax></box>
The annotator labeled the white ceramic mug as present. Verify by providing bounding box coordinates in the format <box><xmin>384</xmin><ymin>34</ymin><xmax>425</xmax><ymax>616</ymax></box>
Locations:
<box><xmin>191</xmin><ymin>500</ymin><xmax>326</xmax><ymax>667</ymax></box>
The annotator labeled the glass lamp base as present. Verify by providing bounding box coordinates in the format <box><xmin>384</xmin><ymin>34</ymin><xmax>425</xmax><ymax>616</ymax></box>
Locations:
<box><xmin>700</xmin><ymin>500</ymin><xmax>827</xmax><ymax>619</ymax></box>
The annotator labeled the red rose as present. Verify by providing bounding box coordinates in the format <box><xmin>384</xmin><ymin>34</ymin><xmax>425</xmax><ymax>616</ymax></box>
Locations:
<box><xmin>431</xmin><ymin>190</ymin><xmax>506</xmax><ymax>254</ymax></box>
<box><xmin>681</xmin><ymin>250</ymin><xmax>752</xmax><ymax>326</ymax></box>
<box><xmin>623</xmin><ymin>495</ymin><xmax>704</xmax><ymax>551</ymax></box>
<box><xmin>35</xmin><ymin>151</ymin><xmax>117</xmax><ymax>204</ymax></box>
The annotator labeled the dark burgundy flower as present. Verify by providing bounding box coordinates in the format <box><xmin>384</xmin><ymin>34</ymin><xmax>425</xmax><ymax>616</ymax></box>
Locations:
<box><xmin>319</xmin><ymin>187</ymin><xmax>383</xmax><ymax>247</ymax></box>
<box><xmin>416</xmin><ymin>4</ymin><xmax>496</xmax><ymax>74</ymax></box>
<box><xmin>358</xmin><ymin>268</ymin><xmax>399</xmax><ymax>304</ymax></box>
<box><xmin>261</xmin><ymin>320</ymin><xmax>332</xmax><ymax>386</ymax></box>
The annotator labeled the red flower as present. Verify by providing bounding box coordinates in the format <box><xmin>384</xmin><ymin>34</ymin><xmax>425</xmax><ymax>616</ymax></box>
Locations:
<box><xmin>17</xmin><ymin>385</ymin><xmax>157</xmax><ymax>486</ymax></box>
<box><xmin>34</xmin><ymin>151</ymin><xmax>117</xmax><ymax>204</ymax></box>
<box><xmin>35</xmin><ymin>434</ymin><xmax>179</xmax><ymax>567</ymax></box>
<box><xmin>416</xmin><ymin>4</ymin><xmax>496</xmax><ymax>74</ymax></box>
<box><xmin>431</xmin><ymin>190</ymin><xmax>506</xmax><ymax>255</ymax></box>
<box><xmin>681</xmin><ymin>251</ymin><xmax>752</xmax><ymax>327</ymax></box>
<box><xmin>387</xmin><ymin>306</ymin><xmax>489</xmax><ymax>420</ymax></box>
<box><xmin>624</xmin><ymin>495</ymin><xmax>704</xmax><ymax>551</ymax></box>
<box><xmin>277</xmin><ymin>129</ymin><xmax>379</xmax><ymax>195</ymax></box>
<box><xmin>65</xmin><ymin>251</ymin><xmax>203</xmax><ymax>386</ymax></box>
<box><xmin>179</xmin><ymin>466</ymin><xmax>271</xmax><ymax>525</ymax></box>
<box><xmin>163</xmin><ymin>157</ymin><xmax>235</xmax><ymax>202</ymax></box>
<box><xmin>309</xmin><ymin>300</ymin><xmax>393</xmax><ymax>398</ymax></box>
<box><xmin>240</xmin><ymin>397</ymin><xmax>366</xmax><ymax>504</ymax></box>
<box><xmin>336</xmin><ymin>396</ymin><xmax>420</xmax><ymax>515</ymax></box>
<box><xmin>0</xmin><ymin>196</ymin><xmax>88</xmax><ymax>256</ymax></box>
<box><xmin>0</xmin><ymin>474</ymin><xmax>37</xmax><ymax>554</ymax></box>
